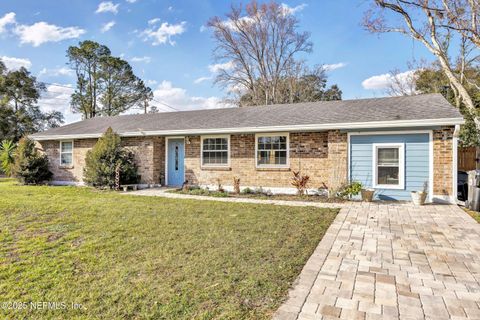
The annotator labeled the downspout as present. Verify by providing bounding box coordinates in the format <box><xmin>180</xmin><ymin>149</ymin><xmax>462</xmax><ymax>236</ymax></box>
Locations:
<box><xmin>452</xmin><ymin>125</ymin><xmax>460</xmax><ymax>204</ymax></box>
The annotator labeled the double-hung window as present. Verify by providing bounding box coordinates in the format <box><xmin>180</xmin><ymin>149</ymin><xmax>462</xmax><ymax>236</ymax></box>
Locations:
<box><xmin>373</xmin><ymin>143</ymin><xmax>404</xmax><ymax>189</ymax></box>
<box><xmin>60</xmin><ymin>141</ymin><xmax>73</xmax><ymax>166</ymax></box>
<box><xmin>201</xmin><ymin>136</ymin><xmax>230</xmax><ymax>167</ymax></box>
<box><xmin>256</xmin><ymin>133</ymin><xmax>289</xmax><ymax>168</ymax></box>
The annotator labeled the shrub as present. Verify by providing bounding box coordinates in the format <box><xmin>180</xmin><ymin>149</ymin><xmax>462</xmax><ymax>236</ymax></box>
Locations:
<box><xmin>242</xmin><ymin>187</ymin><xmax>253</xmax><ymax>194</ymax></box>
<box><xmin>338</xmin><ymin>181</ymin><xmax>362</xmax><ymax>199</ymax></box>
<box><xmin>0</xmin><ymin>140</ymin><xmax>16</xmax><ymax>177</ymax></box>
<box><xmin>84</xmin><ymin>128</ymin><xmax>139</xmax><ymax>188</ymax></box>
<box><xmin>14</xmin><ymin>138</ymin><xmax>52</xmax><ymax>184</ymax></box>
<box><xmin>291</xmin><ymin>171</ymin><xmax>310</xmax><ymax>195</ymax></box>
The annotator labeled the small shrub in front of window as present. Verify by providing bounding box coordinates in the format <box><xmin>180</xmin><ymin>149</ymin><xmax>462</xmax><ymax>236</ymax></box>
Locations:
<box><xmin>14</xmin><ymin>137</ymin><xmax>52</xmax><ymax>184</ymax></box>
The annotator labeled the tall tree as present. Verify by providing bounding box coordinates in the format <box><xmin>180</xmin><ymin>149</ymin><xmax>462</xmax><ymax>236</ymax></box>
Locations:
<box><xmin>99</xmin><ymin>56</ymin><xmax>152</xmax><ymax>116</ymax></box>
<box><xmin>415</xmin><ymin>64</ymin><xmax>480</xmax><ymax>146</ymax></box>
<box><xmin>68</xmin><ymin>40</ymin><xmax>111</xmax><ymax>119</ymax></box>
<box><xmin>239</xmin><ymin>64</ymin><xmax>342</xmax><ymax>105</ymax></box>
<box><xmin>208</xmin><ymin>1</ymin><xmax>314</xmax><ymax>106</ymax></box>
<box><xmin>67</xmin><ymin>40</ymin><xmax>152</xmax><ymax>118</ymax></box>
<box><xmin>0</xmin><ymin>65</ymin><xmax>63</xmax><ymax>142</ymax></box>
<box><xmin>363</xmin><ymin>0</ymin><xmax>480</xmax><ymax>132</ymax></box>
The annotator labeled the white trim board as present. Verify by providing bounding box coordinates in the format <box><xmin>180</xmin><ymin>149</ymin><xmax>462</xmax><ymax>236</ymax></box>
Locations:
<box><xmin>200</xmin><ymin>135</ymin><xmax>231</xmax><ymax>168</ymax></box>
<box><xmin>372</xmin><ymin>143</ymin><xmax>405</xmax><ymax>190</ymax></box>
<box><xmin>254</xmin><ymin>132</ymin><xmax>290</xmax><ymax>169</ymax></box>
<box><xmin>30</xmin><ymin>118</ymin><xmax>464</xmax><ymax>141</ymax></box>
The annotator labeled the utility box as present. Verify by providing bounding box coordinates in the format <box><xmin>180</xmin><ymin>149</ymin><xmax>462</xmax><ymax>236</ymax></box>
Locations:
<box><xmin>467</xmin><ymin>170</ymin><xmax>480</xmax><ymax>211</ymax></box>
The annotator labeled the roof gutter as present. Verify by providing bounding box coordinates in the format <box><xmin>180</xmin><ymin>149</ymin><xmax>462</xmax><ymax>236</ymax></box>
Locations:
<box><xmin>30</xmin><ymin>117</ymin><xmax>465</xmax><ymax>141</ymax></box>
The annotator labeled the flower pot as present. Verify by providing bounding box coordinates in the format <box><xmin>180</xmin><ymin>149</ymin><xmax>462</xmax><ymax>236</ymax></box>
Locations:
<box><xmin>361</xmin><ymin>189</ymin><xmax>375</xmax><ymax>202</ymax></box>
<box><xmin>411</xmin><ymin>191</ymin><xmax>427</xmax><ymax>206</ymax></box>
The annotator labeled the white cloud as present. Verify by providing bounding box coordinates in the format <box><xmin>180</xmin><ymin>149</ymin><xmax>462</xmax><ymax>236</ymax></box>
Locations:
<box><xmin>141</xmin><ymin>21</ymin><xmax>186</xmax><ymax>45</ymax></box>
<box><xmin>193</xmin><ymin>76</ymin><xmax>212</xmax><ymax>84</ymax></box>
<box><xmin>14</xmin><ymin>22</ymin><xmax>85</xmax><ymax>46</ymax></box>
<box><xmin>131</xmin><ymin>56</ymin><xmax>151</xmax><ymax>63</ymax></box>
<box><xmin>168</xmin><ymin>6</ymin><xmax>173</xmax><ymax>11</ymax></box>
<box><xmin>208</xmin><ymin>61</ymin><xmax>235</xmax><ymax>73</ymax></box>
<box><xmin>38</xmin><ymin>66</ymin><xmax>74</xmax><ymax>77</ymax></box>
<box><xmin>362</xmin><ymin>70</ymin><xmax>417</xmax><ymax>93</ymax></box>
<box><xmin>281</xmin><ymin>3</ymin><xmax>307</xmax><ymax>15</ymax></box>
<box><xmin>0</xmin><ymin>56</ymin><xmax>32</xmax><ymax>70</ymax></box>
<box><xmin>199</xmin><ymin>25</ymin><xmax>207</xmax><ymax>33</ymax></box>
<box><xmin>101</xmin><ymin>21</ymin><xmax>116</xmax><ymax>33</ymax></box>
<box><xmin>96</xmin><ymin>1</ymin><xmax>119</xmax><ymax>14</ymax></box>
<box><xmin>126</xmin><ymin>0</ymin><xmax>137</xmax><ymax>3</ymax></box>
<box><xmin>38</xmin><ymin>84</ymin><xmax>80</xmax><ymax>124</ymax></box>
<box><xmin>0</xmin><ymin>12</ymin><xmax>16</xmax><ymax>33</ymax></box>
<box><xmin>323</xmin><ymin>62</ymin><xmax>347</xmax><ymax>72</ymax></box>
<box><xmin>153</xmin><ymin>81</ymin><xmax>234</xmax><ymax>111</ymax></box>
<box><xmin>148</xmin><ymin>18</ymin><xmax>160</xmax><ymax>25</ymax></box>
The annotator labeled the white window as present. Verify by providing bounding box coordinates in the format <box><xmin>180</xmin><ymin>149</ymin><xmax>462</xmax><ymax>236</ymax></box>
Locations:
<box><xmin>60</xmin><ymin>141</ymin><xmax>73</xmax><ymax>166</ymax></box>
<box><xmin>255</xmin><ymin>133</ymin><xmax>289</xmax><ymax>168</ymax></box>
<box><xmin>372</xmin><ymin>143</ymin><xmax>404</xmax><ymax>189</ymax></box>
<box><xmin>201</xmin><ymin>136</ymin><xmax>230</xmax><ymax>167</ymax></box>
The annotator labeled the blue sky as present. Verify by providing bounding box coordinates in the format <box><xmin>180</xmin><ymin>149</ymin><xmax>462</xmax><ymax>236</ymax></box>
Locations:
<box><xmin>0</xmin><ymin>0</ymin><xmax>435</xmax><ymax>123</ymax></box>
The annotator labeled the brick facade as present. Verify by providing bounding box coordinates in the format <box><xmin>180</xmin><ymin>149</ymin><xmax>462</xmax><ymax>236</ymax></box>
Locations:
<box><xmin>36</xmin><ymin>127</ymin><xmax>456</xmax><ymax>200</ymax></box>
<box><xmin>184</xmin><ymin>131</ymin><xmax>348</xmax><ymax>191</ymax></box>
<box><xmin>433</xmin><ymin>126</ymin><xmax>454</xmax><ymax>196</ymax></box>
<box><xmin>37</xmin><ymin>136</ymin><xmax>165</xmax><ymax>184</ymax></box>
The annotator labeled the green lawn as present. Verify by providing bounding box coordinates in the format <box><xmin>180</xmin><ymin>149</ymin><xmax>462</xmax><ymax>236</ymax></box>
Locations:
<box><xmin>0</xmin><ymin>179</ymin><xmax>337</xmax><ymax>319</ymax></box>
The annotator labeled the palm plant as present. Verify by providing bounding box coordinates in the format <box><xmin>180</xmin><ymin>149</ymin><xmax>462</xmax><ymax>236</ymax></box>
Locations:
<box><xmin>0</xmin><ymin>140</ymin><xmax>16</xmax><ymax>177</ymax></box>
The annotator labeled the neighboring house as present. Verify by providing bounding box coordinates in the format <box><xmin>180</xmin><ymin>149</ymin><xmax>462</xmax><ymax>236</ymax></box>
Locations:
<box><xmin>31</xmin><ymin>94</ymin><xmax>463</xmax><ymax>203</ymax></box>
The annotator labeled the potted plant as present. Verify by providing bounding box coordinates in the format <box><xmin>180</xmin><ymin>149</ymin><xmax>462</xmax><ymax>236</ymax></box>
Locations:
<box><xmin>411</xmin><ymin>181</ymin><xmax>428</xmax><ymax>206</ymax></box>
<box><xmin>361</xmin><ymin>188</ymin><xmax>375</xmax><ymax>202</ymax></box>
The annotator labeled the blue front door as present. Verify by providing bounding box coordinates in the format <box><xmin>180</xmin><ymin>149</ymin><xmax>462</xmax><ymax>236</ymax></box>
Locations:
<box><xmin>167</xmin><ymin>138</ymin><xmax>185</xmax><ymax>186</ymax></box>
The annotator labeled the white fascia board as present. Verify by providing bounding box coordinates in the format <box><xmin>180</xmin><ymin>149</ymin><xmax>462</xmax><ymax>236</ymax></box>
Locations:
<box><xmin>30</xmin><ymin>117</ymin><xmax>465</xmax><ymax>141</ymax></box>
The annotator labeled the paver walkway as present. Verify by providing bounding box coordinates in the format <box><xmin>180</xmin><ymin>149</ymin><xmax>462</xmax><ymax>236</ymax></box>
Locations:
<box><xmin>127</xmin><ymin>189</ymin><xmax>480</xmax><ymax>319</ymax></box>
<box><xmin>274</xmin><ymin>204</ymin><xmax>480</xmax><ymax>320</ymax></box>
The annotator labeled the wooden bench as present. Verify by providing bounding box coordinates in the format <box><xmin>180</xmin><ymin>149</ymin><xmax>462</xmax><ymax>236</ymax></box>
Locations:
<box><xmin>120</xmin><ymin>184</ymin><xmax>138</xmax><ymax>192</ymax></box>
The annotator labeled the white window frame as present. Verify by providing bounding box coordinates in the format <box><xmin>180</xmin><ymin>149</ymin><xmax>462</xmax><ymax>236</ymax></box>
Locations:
<box><xmin>372</xmin><ymin>143</ymin><xmax>405</xmax><ymax>190</ymax></box>
<box><xmin>59</xmin><ymin>140</ymin><xmax>74</xmax><ymax>167</ymax></box>
<box><xmin>200</xmin><ymin>135</ymin><xmax>230</xmax><ymax>168</ymax></box>
<box><xmin>255</xmin><ymin>132</ymin><xmax>290</xmax><ymax>169</ymax></box>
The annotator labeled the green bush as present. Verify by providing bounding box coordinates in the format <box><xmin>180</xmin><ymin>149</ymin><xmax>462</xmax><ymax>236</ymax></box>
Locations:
<box><xmin>0</xmin><ymin>140</ymin><xmax>16</xmax><ymax>177</ymax></box>
<box><xmin>14</xmin><ymin>138</ymin><xmax>52</xmax><ymax>184</ymax></box>
<box><xmin>242</xmin><ymin>187</ymin><xmax>253</xmax><ymax>194</ymax></box>
<box><xmin>83</xmin><ymin>128</ymin><xmax>139</xmax><ymax>188</ymax></box>
<box><xmin>338</xmin><ymin>181</ymin><xmax>362</xmax><ymax>199</ymax></box>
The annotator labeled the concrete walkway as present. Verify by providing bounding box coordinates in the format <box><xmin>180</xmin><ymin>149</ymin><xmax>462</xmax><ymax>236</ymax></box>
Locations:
<box><xmin>126</xmin><ymin>189</ymin><xmax>480</xmax><ymax>319</ymax></box>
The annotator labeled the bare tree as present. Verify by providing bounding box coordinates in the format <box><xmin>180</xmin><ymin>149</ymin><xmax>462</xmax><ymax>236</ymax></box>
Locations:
<box><xmin>208</xmin><ymin>1</ymin><xmax>312</xmax><ymax>106</ymax></box>
<box><xmin>364</xmin><ymin>0</ymin><xmax>480</xmax><ymax>131</ymax></box>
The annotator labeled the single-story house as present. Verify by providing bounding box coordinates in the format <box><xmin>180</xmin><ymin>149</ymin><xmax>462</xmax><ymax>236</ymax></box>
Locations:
<box><xmin>31</xmin><ymin>93</ymin><xmax>464</xmax><ymax>203</ymax></box>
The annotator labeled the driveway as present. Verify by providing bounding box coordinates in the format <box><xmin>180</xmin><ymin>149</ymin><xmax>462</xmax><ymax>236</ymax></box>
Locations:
<box><xmin>274</xmin><ymin>204</ymin><xmax>480</xmax><ymax>320</ymax></box>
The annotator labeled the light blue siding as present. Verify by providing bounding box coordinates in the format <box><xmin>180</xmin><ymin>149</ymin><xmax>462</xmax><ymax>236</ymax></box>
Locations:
<box><xmin>349</xmin><ymin>133</ymin><xmax>430</xmax><ymax>201</ymax></box>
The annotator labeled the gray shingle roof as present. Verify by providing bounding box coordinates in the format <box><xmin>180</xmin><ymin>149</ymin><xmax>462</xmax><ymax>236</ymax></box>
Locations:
<box><xmin>31</xmin><ymin>93</ymin><xmax>463</xmax><ymax>140</ymax></box>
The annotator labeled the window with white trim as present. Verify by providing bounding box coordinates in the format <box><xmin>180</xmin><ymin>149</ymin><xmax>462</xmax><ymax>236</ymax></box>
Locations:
<box><xmin>256</xmin><ymin>134</ymin><xmax>288</xmax><ymax>167</ymax></box>
<box><xmin>373</xmin><ymin>143</ymin><xmax>404</xmax><ymax>189</ymax></box>
<box><xmin>60</xmin><ymin>141</ymin><xmax>73</xmax><ymax>166</ymax></box>
<box><xmin>201</xmin><ymin>136</ymin><xmax>229</xmax><ymax>166</ymax></box>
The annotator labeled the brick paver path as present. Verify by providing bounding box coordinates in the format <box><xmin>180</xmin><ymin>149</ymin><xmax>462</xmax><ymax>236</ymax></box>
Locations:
<box><xmin>274</xmin><ymin>204</ymin><xmax>480</xmax><ymax>320</ymax></box>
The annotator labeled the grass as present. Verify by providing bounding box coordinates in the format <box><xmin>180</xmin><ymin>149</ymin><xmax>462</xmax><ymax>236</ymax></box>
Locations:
<box><xmin>463</xmin><ymin>207</ymin><xmax>480</xmax><ymax>223</ymax></box>
<box><xmin>0</xmin><ymin>179</ymin><xmax>338</xmax><ymax>319</ymax></box>
<box><xmin>170</xmin><ymin>188</ymin><xmax>347</xmax><ymax>203</ymax></box>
